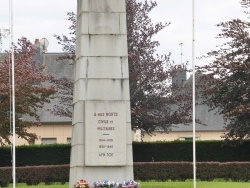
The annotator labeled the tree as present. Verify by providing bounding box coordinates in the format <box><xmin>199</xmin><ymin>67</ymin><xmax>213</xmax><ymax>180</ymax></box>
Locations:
<box><xmin>53</xmin><ymin>0</ymin><xmax>191</xmax><ymax>135</ymax></box>
<box><xmin>49</xmin><ymin>77</ymin><xmax>73</xmax><ymax>118</ymax></box>
<box><xmin>0</xmin><ymin>37</ymin><xmax>56</xmax><ymax>145</ymax></box>
<box><xmin>198</xmin><ymin>0</ymin><xmax>250</xmax><ymax>142</ymax></box>
<box><xmin>126</xmin><ymin>0</ymin><xmax>191</xmax><ymax>133</ymax></box>
<box><xmin>241</xmin><ymin>0</ymin><xmax>250</xmax><ymax>10</ymax></box>
<box><xmin>53</xmin><ymin>12</ymin><xmax>76</xmax><ymax>62</ymax></box>
<box><xmin>50</xmin><ymin>12</ymin><xmax>75</xmax><ymax>118</ymax></box>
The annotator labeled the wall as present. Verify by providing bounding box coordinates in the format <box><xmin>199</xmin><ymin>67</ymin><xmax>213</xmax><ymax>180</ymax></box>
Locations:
<box><xmin>142</xmin><ymin>131</ymin><xmax>224</xmax><ymax>142</ymax></box>
<box><xmin>15</xmin><ymin>123</ymin><xmax>72</xmax><ymax>145</ymax></box>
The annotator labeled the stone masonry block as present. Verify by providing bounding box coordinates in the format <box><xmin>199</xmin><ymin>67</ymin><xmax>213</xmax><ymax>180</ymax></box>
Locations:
<box><xmin>71</xmin><ymin>122</ymin><xmax>85</xmax><ymax>146</ymax></box>
<box><xmin>89</xmin><ymin>12</ymin><xmax>120</xmax><ymax>34</ymax></box>
<box><xmin>119</xmin><ymin>13</ymin><xmax>127</xmax><ymax>34</ymax></box>
<box><xmin>72</xmin><ymin>101</ymin><xmax>85</xmax><ymax>125</ymax></box>
<box><xmin>75</xmin><ymin>57</ymin><xmax>129</xmax><ymax>80</ymax></box>
<box><xmin>78</xmin><ymin>0</ymin><xmax>126</xmax><ymax>14</ymax></box>
<box><xmin>76</xmin><ymin>34</ymin><xmax>128</xmax><ymax>58</ymax></box>
<box><xmin>73</xmin><ymin>78</ymin><xmax>130</xmax><ymax>102</ymax></box>
<box><xmin>70</xmin><ymin>144</ymin><xmax>85</xmax><ymax>166</ymax></box>
<box><xmin>75</xmin><ymin>35</ymin><xmax>89</xmax><ymax>60</ymax></box>
<box><xmin>77</xmin><ymin>0</ymin><xmax>89</xmax><ymax>15</ymax></box>
<box><xmin>76</xmin><ymin>13</ymin><xmax>89</xmax><ymax>37</ymax></box>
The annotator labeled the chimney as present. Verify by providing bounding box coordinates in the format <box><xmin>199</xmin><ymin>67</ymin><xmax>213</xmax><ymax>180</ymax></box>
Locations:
<box><xmin>33</xmin><ymin>38</ymin><xmax>43</xmax><ymax>64</ymax></box>
<box><xmin>34</xmin><ymin>39</ymin><xmax>40</xmax><ymax>45</ymax></box>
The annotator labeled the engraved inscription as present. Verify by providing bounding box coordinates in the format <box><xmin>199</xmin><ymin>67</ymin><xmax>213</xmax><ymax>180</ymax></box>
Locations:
<box><xmin>85</xmin><ymin>101</ymin><xmax>127</xmax><ymax>166</ymax></box>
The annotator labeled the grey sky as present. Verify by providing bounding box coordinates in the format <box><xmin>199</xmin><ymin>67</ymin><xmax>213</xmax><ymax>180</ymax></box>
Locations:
<box><xmin>0</xmin><ymin>0</ymin><xmax>248</xmax><ymax>67</ymax></box>
<box><xmin>151</xmin><ymin>0</ymin><xmax>248</xmax><ymax>67</ymax></box>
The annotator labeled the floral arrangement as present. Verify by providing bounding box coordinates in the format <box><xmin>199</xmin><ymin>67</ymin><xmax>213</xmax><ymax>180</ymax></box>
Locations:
<box><xmin>74</xmin><ymin>179</ymin><xmax>90</xmax><ymax>188</ymax></box>
<box><xmin>93</xmin><ymin>180</ymin><xmax>139</xmax><ymax>188</ymax></box>
<box><xmin>119</xmin><ymin>180</ymin><xmax>139</xmax><ymax>188</ymax></box>
<box><xmin>93</xmin><ymin>180</ymin><xmax>116</xmax><ymax>187</ymax></box>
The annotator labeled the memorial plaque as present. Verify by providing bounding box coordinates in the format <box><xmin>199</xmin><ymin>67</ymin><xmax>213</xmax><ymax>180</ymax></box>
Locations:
<box><xmin>85</xmin><ymin>101</ymin><xmax>127</xmax><ymax>166</ymax></box>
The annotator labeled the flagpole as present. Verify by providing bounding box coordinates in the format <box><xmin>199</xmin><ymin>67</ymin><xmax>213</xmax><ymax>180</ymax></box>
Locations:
<box><xmin>10</xmin><ymin>0</ymin><xmax>16</xmax><ymax>187</ymax></box>
<box><xmin>192</xmin><ymin>0</ymin><xmax>196</xmax><ymax>188</ymax></box>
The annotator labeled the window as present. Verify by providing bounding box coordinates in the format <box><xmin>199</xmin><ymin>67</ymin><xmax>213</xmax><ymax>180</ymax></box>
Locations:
<box><xmin>41</xmin><ymin>138</ymin><xmax>57</xmax><ymax>145</ymax></box>
<box><xmin>179</xmin><ymin>136</ymin><xmax>200</xmax><ymax>141</ymax></box>
<box><xmin>28</xmin><ymin>140</ymin><xmax>35</xmax><ymax>145</ymax></box>
<box><xmin>67</xmin><ymin>137</ymin><xmax>71</xmax><ymax>144</ymax></box>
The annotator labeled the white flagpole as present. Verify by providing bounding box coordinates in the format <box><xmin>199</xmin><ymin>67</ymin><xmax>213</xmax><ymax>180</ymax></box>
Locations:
<box><xmin>10</xmin><ymin>0</ymin><xmax>16</xmax><ymax>187</ymax></box>
<box><xmin>192</xmin><ymin>0</ymin><xmax>196</xmax><ymax>188</ymax></box>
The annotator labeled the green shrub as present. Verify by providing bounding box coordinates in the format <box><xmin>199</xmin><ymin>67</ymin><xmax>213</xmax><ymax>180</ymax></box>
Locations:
<box><xmin>133</xmin><ymin>162</ymin><xmax>250</xmax><ymax>181</ymax></box>
<box><xmin>1</xmin><ymin>141</ymin><xmax>250</xmax><ymax>167</ymax></box>
<box><xmin>1</xmin><ymin>162</ymin><xmax>250</xmax><ymax>184</ymax></box>
<box><xmin>0</xmin><ymin>167</ymin><xmax>11</xmax><ymax>187</ymax></box>
<box><xmin>0</xmin><ymin>165</ymin><xmax>69</xmax><ymax>186</ymax></box>
<box><xmin>132</xmin><ymin>140</ymin><xmax>250</xmax><ymax>162</ymax></box>
<box><xmin>0</xmin><ymin>144</ymin><xmax>71</xmax><ymax>167</ymax></box>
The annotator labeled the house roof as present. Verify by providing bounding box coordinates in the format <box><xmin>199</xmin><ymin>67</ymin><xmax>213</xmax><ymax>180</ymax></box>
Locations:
<box><xmin>1</xmin><ymin>51</ymin><xmax>226</xmax><ymax>131</ymax></box>
<box><xmin>38</xmin><ymin>53</ymin><xmax>73</xmax><ymax>123</ymax></box>
<box><xmin>170</xmin><ymin>71</ymin><xmax>225</xmax><ymax>131</ymax></box>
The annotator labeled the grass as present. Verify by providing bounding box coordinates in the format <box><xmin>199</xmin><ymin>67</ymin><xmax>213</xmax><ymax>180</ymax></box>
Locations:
<box><xmin>140</xmin><ymin>181</ymin><xmax>250</xmax><ymax>188</ymax></box>
<box><xmin>7</xmin><ymin>181</ymin><xmax>250</xmax><ymax>188</ymax></box>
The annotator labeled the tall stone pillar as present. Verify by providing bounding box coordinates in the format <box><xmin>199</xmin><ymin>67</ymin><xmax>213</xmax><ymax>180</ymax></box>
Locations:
<box><xmin>69</xmin><ymin>0</ymin><xmax>134</xmax><ymax>187</ymax></box>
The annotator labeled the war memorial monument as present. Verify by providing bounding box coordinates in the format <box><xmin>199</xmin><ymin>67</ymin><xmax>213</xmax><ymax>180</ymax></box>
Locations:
<box><xmin>69</xmin><ymin>0</ymin><xmax>134</xmax><ymax>186</ymax></box>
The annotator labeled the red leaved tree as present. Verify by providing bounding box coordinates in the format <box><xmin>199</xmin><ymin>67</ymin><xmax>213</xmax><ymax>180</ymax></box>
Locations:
<box><xmin>0</xmin><ymin>37</ymin><xmax>56</xmax><ymax>145</ymax></box>
<box><xmin>198</xmin><ymin>0</ymin><xmax>250</xmax><ymax>142</ymax></box>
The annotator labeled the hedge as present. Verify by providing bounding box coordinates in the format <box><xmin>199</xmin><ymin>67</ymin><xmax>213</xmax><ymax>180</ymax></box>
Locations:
<box><xmin>0</xmin><ymin>144</ymin><xmax>71</xmax><ymax>167</ymax></box>
<box><xmin>1</xmin><ymin>141</ymin><xmax>250</xmax><ymax>167</ymax></box>
<box><xmin>0</xmin><ymin>165</ymin><xmax>69</xmax><ymax>187</ymax></box>
<box><xmin>134</xmin><ymin>162</ymin><xmax>250</xmax><ymax>182</ymax></box>
<box><xmin>132</xmin><ymin>141</ymin><xmax>250</xmax><ymax>162</ymax></box>
<box><xmin>1</xmin><ymin>162</ymin><xmax>250</xmax><ymax>186</ymax></box>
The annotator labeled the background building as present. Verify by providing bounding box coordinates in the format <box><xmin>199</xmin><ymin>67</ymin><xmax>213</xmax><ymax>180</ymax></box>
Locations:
<box><xmin>19</xmin><ymin>48</ymin><xmax>74</xmax><ymax>145</ymax></box>
<box><xmin>1</xmin><ymin>40</ymin><xmax>226</xmax><ymax>145</ymax></box>
<box><xmin>143</xmin><ymin>72</ymin><xmax>226</xmax><ymax>141</ymax></box>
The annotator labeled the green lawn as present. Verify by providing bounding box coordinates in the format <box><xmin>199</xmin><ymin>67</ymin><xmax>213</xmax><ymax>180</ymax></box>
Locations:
<box><xmin>141</xmin><ymin>181</ymin><xmax>250</xmax><ymax>188</ymax></box>
<box><xmin>8</xmin><ymin>181</ymin><xmax>250</xmax><ymax>188</ymax></box>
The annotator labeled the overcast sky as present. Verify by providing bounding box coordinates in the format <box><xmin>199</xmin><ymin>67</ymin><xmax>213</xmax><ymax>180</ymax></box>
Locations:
<box><xmin>0</xmin><ymin>0</ymin><xmax>248</xmax><ymax>67</ymax></box>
